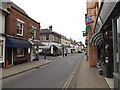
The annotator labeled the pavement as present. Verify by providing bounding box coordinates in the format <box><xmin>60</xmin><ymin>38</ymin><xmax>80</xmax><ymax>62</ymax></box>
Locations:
<box><xmin>76</xmin><ymin>55</ymin><xmax>110</xmax><ymax>88</ymax></box>
<box><xmin>2</xmin><ymin>59</ymin><xmax>52</xmax><ymax>79</ymax></box>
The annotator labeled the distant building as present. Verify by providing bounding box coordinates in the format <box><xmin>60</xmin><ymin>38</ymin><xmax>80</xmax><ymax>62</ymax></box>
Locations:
<box><xmin>40</xmin><ymin>26</ymin><xmax>61</xmax><ymax>45</ymax></box>
<box><xmin>40</xmin><ymin>26</ymin><xmax>62</xmax><ymax>55</ymax></box>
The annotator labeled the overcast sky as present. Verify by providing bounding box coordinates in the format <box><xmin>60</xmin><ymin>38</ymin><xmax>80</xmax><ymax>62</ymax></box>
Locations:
<box><xmin>11</xmin><ymin>0</ymin><xmax>87</xmax><ymax>44</ymax></box>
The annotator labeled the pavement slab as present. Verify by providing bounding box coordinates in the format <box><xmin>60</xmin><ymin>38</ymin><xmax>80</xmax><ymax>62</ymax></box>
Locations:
<box><xmin>2</xmin><ymin>60</ymin><xmax>52</xmax><ymax>79</ymax></box>
<box><xmin>76</xmin><ymin>56</ymin><xmax>110</xmax><ymax>88</ymax></box>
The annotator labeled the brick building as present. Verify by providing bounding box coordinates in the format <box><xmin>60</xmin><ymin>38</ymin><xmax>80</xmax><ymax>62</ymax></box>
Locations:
<box><xmin>86</xmin><ymin>0</ymin><xmax>120</xmax><ymax>88</ymax></box>
<box><xmin>86</xmin><ymin>1</ymin><xmax>100</xmax><ymax>67</ymax></box>
<box><xmin>4</xmin><ymin>2</ymin><xmax>40</xmax><ymax>66</ymax></box>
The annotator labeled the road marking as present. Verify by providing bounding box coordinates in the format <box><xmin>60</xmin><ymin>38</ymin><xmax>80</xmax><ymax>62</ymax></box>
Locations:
<box><xmin>62</xmin><ymin>59</ymin><xmax>80</xmax><ymax>89</ymax></box>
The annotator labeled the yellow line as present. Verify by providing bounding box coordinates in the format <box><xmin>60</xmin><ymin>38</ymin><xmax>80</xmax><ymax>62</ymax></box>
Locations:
<box><xmin>62</xmin><ymin>60</ymin><xmax>80</xmax><ymax>89</ymax></box>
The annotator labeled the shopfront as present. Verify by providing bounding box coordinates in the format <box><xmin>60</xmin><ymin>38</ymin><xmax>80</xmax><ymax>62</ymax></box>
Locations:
<box><xmin>5</xmin><ymin>37</ymin><xmax>32</xmax><ymax>65</ymax></box>
<box><xmin>0</xmin><ymin>39</ymin><xmax>5</xmax><ymax>65</ymax></box>
<box><xmin>112</xmin><ymin>12</ymin><xmax>120</xmax><ymax>89</ymax></box>
<box><xmin>93</xmin><ymin>1</ymin><xmax>120</xmax><ymax>88</ymax></box>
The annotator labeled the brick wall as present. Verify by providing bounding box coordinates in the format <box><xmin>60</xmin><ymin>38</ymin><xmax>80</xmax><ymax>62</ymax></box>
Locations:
<box><xmin>6</xmin><ymin>4</ymin><xmax>40</xmax><ymax>40</ymax></box>
<box><xmin>87</xmin><ymin>1</ymin><xmax>99</xmax><ymax>67</ymax></box>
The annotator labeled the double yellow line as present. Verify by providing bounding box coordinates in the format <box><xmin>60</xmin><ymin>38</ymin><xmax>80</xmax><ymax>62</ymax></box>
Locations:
<box><xmin>62</xmin><ymin>59</ymin><xmax>80</xmax><ymax>89</ymax></box>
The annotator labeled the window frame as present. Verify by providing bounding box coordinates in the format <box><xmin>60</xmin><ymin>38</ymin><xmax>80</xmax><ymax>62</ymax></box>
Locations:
<box><xmin>16</xmin><ymin>19</ymin><xmax>24</xmax><ymax>36</ymax></box>
<box><xmin>0</xmin><ymin>40</ymin><xmax>3</xmax><ymax>62</ymax></box>
<box><xmin>45</xmin><ymin>35</ymin><xmax>49</xmax><ymax>41</ymax></box>
<box><xmin>116</xmin><ymin>17</ymin><xmax>120</xmax><ymax>63</ymax></box>
<box><xmin>16</xmin><ymin>48</ymin><xmax>24</xmax><ymax>57</ymax></box>
<box><xmin>32</xmin><ymin>26</ymin><xmax>37</xmax><ymax>39</ymax></box>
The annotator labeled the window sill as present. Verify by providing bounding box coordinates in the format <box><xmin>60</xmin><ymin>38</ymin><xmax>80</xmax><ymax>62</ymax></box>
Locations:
<box><xmin>16</xmin><ymin>34</ymin><xmax>23</xmax><ymax>36</ymax></box>
<box><xmin>17</xmin><ymin>55</ymin><xmax>24</xmax><ymax>58</ymax></box>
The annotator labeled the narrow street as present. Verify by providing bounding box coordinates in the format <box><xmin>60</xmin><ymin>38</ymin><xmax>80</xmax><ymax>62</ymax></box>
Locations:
<box><xmin>2</xmin><ymin>53</ymin><xmax>84</xmax><ymax>88</ymax></box>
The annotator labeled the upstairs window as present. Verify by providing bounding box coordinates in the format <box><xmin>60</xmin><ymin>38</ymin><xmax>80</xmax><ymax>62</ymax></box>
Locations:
<box><xmin>30</xmin><ymin>26</ymin><xmax>37</xmax><ymax>40</ymax></box>
<box><xmin>45</xmin><ymin>35</ymin><xmax>49</xmax><ymax>41</ymax></box>
<box><xmin>17</xmin><ymin>19</ymin><xmax>24</xmax><ymax>36</ymax></box>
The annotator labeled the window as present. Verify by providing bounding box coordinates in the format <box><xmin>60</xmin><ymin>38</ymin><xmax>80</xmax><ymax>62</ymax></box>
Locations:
<box><xmin>117</xmin><ymin>17</ymin><xmax>120</xmax><ymax>63</ymax></box>
<box><xmin>17</xmin><ymin>48</ymin><xmax>24</xmax><ymax>57</ymax></box>
<box><xmin>0</xmin><ymin>43</ymin><xmax>3</xmax><ymax>62</ymax></box>
<box><xmin>17</xmin><ymin>19</ymin><xmax>24</xmax><ymax>36</ymax></box>
<box><xmin>45</xmin><ymin>35</ymin><xmax>49</xmax><ymax>41</ymax></box>
<box><xmin>31</xmin><ymin>26</ymin><xmax>37</xmax><ymax>40</ymax></box>
<box><xmin>53</xmin><ymin>36</ymin><xmax>54</xmax><ymax>41</ymax></box>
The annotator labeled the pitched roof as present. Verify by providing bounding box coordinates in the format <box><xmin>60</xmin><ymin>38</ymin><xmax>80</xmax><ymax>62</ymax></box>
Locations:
<box><xmin>10</xmin><ymin>2</ymin><xmax>28</xmax><ymax>16</ymax></box>
<box><xmin>1</xmin><ymin>2</ymin><xmax>40</xmax><ymax>24</ymax></box>
<box><xmin>40</xmin><ymin>29</ymin><xmax>52</xmax><ymax>34</ymax></box>
<box><xmin>0</xmin><ymin>2</ymin><xmax>28</xmax><ymax>16</ymax></box>
<box><xmin>40</xmin><ymin>29</ymin><xmax>62</xmax><ymax>36</ymax></box>
<box><xmin>0</xmin><ymin>2</ymin><xmax>9</xmax><ymax>13</ymax></box>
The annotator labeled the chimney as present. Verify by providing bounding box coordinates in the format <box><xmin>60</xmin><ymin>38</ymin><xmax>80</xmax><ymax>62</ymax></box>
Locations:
<box><xmin>49</xmin><ymin>25</ymin><xmax>52</xmax><ymax>31</ymax></box>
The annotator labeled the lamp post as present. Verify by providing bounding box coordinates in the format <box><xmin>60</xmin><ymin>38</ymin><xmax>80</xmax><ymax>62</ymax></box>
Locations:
<box><xmin>62</xmin><ymin>45</ymin><xmax>64</xmax><ymax>57</ymax></box>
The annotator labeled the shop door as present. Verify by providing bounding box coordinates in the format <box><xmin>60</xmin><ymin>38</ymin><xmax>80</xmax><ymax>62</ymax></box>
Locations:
<box><xmin>7</xmin><ymin>48</ymin><xmax>12</xmax><ymax>65</ymax></box>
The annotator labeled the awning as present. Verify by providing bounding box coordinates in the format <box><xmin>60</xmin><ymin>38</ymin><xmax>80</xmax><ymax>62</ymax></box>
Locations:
<box><xmin>90</xmin><ymin>32</ymin><xmax>103</xmax><ymax>46</ymax></box>
<box><xmin>39</xmin><ymin>45</ymin><xmax>51</xmax><ymax>49</ymax></box>
<box><xmin>29</xmin><ymin>40</ymin><xmax>45</xmax><ymax>46</ymax></box>
<box><xmin>6</xmin><ymin>37</ymin><xmax>32</xmax><ymax>48</ymax></box>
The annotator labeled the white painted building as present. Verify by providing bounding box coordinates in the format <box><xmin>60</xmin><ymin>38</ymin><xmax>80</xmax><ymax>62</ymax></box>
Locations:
<box><xmin>0</xmin><ymin>3</ymin><xmax>9</xmax><ymax>64</ymax></box>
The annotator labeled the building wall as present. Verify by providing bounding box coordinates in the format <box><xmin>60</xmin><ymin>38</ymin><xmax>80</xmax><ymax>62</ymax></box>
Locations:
<box><xmin>5</xmin><ymin>3</ymin><xmax>40</xmax><ymax>65</ymax></box>
<box><xmin>41</xmin><ymin>33</ymin><xmax>61</xmax><ymax>44</ymax></box>
<box><xmin>61</xmin><ymin>37</ymin><xmax>70</xmax><ymax>46</ymax></box>
<box><xmin>87</xmin><ymin>1</ymin><xmax>99</xmax><ymax>66</ymax></box>
<box><xmin>6</xmin><ymin>4</ymin><xmax>40</xmax><ymax>40</ymax></box>
<box><xmin>0</xmin><ymin>10</ymin><xmax>6</xmax><ymax>63</ymax></box>
<box><xmin>13</xmin><ymin>48</ymin><xmax>28</xmax><ymax>63</ymax></box>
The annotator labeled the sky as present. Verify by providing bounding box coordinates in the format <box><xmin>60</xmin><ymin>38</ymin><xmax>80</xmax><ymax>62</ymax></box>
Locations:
<box><xmin>11</xmin><ymin>0</ymin><xmax>87</xmax><ymax>44</ymax></box>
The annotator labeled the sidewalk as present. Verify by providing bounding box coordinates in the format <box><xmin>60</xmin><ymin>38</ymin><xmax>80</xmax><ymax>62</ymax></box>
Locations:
<box><xmin>2</xmin><ymin>60</ymin><xmax>52</xmax><ymax>79</ymax></box>
<box><xmin>76</xmin><ymin>56</ymin><xmax>110</xmax><ymax>88</ymax></box>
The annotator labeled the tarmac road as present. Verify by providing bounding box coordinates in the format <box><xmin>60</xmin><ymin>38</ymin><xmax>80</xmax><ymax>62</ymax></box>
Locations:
<box><xmin>2</xmin><ymin>53</ymin><xmax>84</xmax><ymax>88</ymax></box>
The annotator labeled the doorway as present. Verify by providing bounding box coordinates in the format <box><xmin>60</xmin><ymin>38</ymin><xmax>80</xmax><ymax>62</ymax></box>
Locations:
<box><xmin>7</xmin><ymin>48</ymin><xmax>13</xmax><ymax>65</ymax></box>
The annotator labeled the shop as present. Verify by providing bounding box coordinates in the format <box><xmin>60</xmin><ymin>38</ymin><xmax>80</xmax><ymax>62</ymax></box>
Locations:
<box><xmin>5</xmin><ymin>37</ymin><xmax>32</xmax><ymax>65</ymax></box>
<box><xmin>92</xmin><ymin>1</ymin><xmax>120</xmax><ymax>88</ymax></box>
<box><xmin>112</xmin><ymin>4</ymin><xmax>120</xmax><ymax>88</ymax></box>
<box><xmin>29</xmin><ymin>39</ymin><xmax>44</xmax><ymax>61</ymax></box>
<box><xmin>0</xmin><ymin>39</ymin><xmax>5</xmax><ymax>65</ymax></box>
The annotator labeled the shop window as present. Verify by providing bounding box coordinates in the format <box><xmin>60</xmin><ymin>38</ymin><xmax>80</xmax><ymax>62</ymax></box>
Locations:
<box><xmin>17</xmin><ymin>48</ymin><xmax>24</xmax><ymax>57</ymax></box>
<box><xmin>17</xmin><ymin>19</ymin><xmax>24</xmax><ymax>36</ymax></box>
<box><xmin>117</xmin><ymin>17</ymin><xmax>120</xmax><ymax>63</ymax></box>
<box><xmin>45</xmin><ymin>35</ymin><xmax>49</xmax><ymax>41</ymax></box>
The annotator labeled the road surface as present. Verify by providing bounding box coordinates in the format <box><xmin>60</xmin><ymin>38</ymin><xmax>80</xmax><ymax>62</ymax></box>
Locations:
<box><xmin>3</xmin><ymin>53</ymin><xmax>84</xmax><ymax>88</ymax></box>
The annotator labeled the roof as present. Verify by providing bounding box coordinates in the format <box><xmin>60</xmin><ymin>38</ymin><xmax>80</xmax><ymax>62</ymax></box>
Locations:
<box><xmin>1</xmin><ymin>2</ymin><xmax>40</xmax><ymax>24</ymax></box>
<box><xmin>10</xmin><ymin>2</ymin><xmax>28</xmax><ymax>16</ymax></box>
<box><xmin>0</xmin><ymin>2</ymin><xmax>9</xmax><ymax>13</ymax></box>
<box><xmin>40</xmin><ymin>29</ymin><xmax>62</xmax><ymax>36</ymax></box>
<box><xmin>1</xmin><ymin>2</ymin><xmax>27</xmax><ymax>15</ymax></box>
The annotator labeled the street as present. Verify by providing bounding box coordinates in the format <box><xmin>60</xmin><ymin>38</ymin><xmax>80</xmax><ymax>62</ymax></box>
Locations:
<box><xmin>2</xmin><ymin>53</ymin><xmax>84</xmax><ymax>88</ymax></box>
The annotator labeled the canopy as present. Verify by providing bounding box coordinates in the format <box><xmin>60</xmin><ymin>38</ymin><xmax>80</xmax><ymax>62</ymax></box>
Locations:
<box><xmin>90</xmin><ymin>32</ymin><xmax>103</xmax><ymax>46</ymax></box>
<box><xmin>6</xmin><ymin>37</ymin><xmax>32</xmax><ymax>48</ymax></box>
